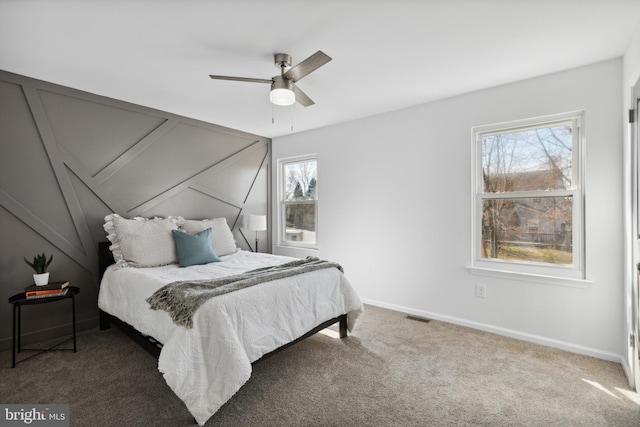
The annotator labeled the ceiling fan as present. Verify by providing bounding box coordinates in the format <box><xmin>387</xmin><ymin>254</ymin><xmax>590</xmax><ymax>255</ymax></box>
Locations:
<box><xmin>209</xmin><ymin>51</ymin><xmax>332</xmax><ymax>107</ymax></box>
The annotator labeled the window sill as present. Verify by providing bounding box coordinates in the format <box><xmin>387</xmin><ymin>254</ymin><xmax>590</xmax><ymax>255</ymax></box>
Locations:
<box><xmin>466</xmin><ymin>266</ymin><xmax>592</xmax><ymax>288</ymax></box>
<box><xmin>273</xmin><ymin>244</ymin><xmax>319</xmax><ymax>258</ymax></box>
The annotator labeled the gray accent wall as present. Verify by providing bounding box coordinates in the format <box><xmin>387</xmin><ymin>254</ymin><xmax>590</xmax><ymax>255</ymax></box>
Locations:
<box><xmin>0</xmin><ymin>70</ymin><xmax>271</xmax><ymax>351</ymax></box>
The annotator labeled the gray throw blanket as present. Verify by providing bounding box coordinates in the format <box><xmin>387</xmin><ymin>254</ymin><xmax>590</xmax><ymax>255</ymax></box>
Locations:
<box><xmin>146</xmin><ymin>256</ymin><xmax>343</xmax><ymax>328</ymax></box>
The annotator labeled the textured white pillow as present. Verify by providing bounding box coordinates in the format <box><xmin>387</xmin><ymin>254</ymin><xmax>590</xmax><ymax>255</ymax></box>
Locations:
<box><xmin>180</xmin><ymin>218</ymin><xmax>237</xmax><ymax>256</ymax></box>
<box><xmin>104</xmin><ymin>214</ymin><xmax>181</xmax><ymax>268</ymax></box>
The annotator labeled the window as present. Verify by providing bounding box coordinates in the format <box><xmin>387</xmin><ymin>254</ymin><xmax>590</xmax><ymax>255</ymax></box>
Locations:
<box><xmin>471</xmin><ymin>111</ymin><xmax>585</xmax><ymax>281</ymax></box>
<box><xmin>278</xmin><ymin>155</ymin><xmax>318</xmax><ymax>248</ymax></box>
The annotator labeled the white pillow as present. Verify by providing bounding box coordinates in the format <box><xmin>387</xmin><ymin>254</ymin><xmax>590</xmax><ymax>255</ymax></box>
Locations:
<box><xmin>103</xmin><ymin>214</ymin><xmax>182</xmax><ymax>268</ymax></box>
<box><xmin>180</xmin><ymin>218</ymin><xmax>237</xmax><ymax>256</ymax></box>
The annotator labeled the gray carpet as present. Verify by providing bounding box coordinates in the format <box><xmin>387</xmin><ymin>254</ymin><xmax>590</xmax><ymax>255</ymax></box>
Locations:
<box><xmin>1</xmin><ymin>305</ymin><xmax>639</xmax><ymax>426</ymax></box>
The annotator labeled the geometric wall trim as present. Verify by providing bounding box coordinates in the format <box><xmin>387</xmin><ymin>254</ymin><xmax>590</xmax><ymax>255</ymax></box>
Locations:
<box><xmin>0</xmin><ymin>70</ymin><xmax>271</xmax><ymax>350</ymax></box>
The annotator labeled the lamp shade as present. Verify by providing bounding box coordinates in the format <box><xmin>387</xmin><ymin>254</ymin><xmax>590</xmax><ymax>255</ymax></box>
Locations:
<box><xmin>245</xmin><ymin>214</ymin><xmax>267</xmax><ymax>231</ymax></box>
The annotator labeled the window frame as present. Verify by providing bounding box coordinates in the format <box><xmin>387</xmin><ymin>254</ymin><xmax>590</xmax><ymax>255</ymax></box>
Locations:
<box><xmin>469</xmin><ymin>111</ymin><xmax>587</xmax><ymax>284</ymax></box>
<box><xmin>277</xmin><ymin>154</ymin><xmax>319</xmax><ymax>249</ymax></box>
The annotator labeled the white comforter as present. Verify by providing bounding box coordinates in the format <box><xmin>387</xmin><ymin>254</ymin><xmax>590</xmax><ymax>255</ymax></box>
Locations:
<box><xmin>98</xmin><ymin>250</ymin><xmax>363</xmax><ymax>425</ymax></box>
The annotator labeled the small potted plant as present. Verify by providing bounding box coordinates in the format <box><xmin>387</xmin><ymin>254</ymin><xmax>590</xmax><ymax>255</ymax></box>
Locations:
<box><xmin>24</xmin><ymin>253</ymin><xmax>53</xmax><ymax>286</ymax></box>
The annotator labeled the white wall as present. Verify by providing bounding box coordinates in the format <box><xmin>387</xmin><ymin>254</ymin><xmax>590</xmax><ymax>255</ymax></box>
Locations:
<box><xmin>273</xmin><ymin>59</ymin><xmax>624</xmax><ymax>361</ymax></box>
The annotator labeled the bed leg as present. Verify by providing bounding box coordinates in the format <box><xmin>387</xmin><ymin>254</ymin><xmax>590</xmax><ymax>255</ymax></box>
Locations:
<box><xmin>99</xmin><ymin>310</ymin><xmax>111</xmax><ymax>330</ymax></box>
<box><xmin>339</xmin><ymin>314</ymin><xmax>347</xmax><ymax>338</ymax></box>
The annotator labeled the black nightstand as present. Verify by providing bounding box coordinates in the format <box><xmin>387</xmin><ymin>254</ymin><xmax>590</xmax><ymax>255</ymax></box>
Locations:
<box><xmin>8</xmin><ymin>286</ymin><xmax>80</xmax><ymax>368</ymax></box>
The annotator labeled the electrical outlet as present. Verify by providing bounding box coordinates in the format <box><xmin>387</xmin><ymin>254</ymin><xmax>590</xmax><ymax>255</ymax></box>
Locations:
<box><xmin>475</xmin><ymin>284</ymin><xmax>486</xmax><ymax>298</ymax></box>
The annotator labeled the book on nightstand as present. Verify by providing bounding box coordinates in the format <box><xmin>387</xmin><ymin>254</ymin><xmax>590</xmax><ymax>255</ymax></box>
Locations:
<box><xmin>25</xmin><ymin>281</ymin><xmax>70</xmax><ymax>299</ymax></box>
<box><xmin>25</xmin><ymin>288</ymin><xmax>69</xmax><ymax>300</ymax></box>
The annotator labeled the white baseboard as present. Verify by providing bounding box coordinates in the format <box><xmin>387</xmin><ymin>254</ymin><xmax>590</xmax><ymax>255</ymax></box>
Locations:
<box><xmin>361</xmin><ymin>298</ymin><xmax>624</xmax><ymax>364</ymax></box>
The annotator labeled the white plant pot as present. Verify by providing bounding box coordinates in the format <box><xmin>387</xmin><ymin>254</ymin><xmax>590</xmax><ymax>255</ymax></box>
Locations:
<box><xmin>33</xmin><ymin>272</ymin><xmax>50</xmax><ymax>286</ymax></box>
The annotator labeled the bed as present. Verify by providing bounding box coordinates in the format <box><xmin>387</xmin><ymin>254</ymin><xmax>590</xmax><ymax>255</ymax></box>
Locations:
<box><xmin>96</xmin><ymin>214</ymin><xmax>363</xmax><ymax>425</ymax></box>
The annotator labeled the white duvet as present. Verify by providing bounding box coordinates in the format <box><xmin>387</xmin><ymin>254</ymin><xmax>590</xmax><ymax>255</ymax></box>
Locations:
<box><xmin>98</xmin><ymin>250</ymin><xmax>363</xmax><ymax>425</ymax></box>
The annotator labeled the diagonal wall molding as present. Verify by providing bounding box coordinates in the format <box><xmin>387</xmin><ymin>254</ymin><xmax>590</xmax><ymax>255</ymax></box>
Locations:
<box><xmin>59</xmin><ymin>144</ymin><xmax>126</xmax><ymax>214</ymax></box>
<box><xmin>128</xmin><ymin>139</ymin><xmax>267</xmax><ymax>216</ymax></box>
<box><xmin>0</xmin><ymin>189</ymin><xmax>91</xmax><ymax>266</ymax></box>
<box><xmin>22</xmin><ymin>86</ymin><xmax>96</xmax><ymax>269</ymax></box>
<box><xmin>94</xmin><ymin>119</ymin><xmax>177</xmax><ymax>184</ymax></box>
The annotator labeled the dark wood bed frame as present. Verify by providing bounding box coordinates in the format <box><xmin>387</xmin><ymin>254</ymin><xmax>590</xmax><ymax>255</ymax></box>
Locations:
<box><xmin>97</xmin><ymin>241</ymin><xmax>348</xmax><ymax>363</ymax></box>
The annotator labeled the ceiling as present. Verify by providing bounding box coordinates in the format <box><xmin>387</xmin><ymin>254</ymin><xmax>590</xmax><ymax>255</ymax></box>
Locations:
<box><xmin>1</xmin><ymin>0</ymin><xmax>640</xmax><ymax>139</ymax></box>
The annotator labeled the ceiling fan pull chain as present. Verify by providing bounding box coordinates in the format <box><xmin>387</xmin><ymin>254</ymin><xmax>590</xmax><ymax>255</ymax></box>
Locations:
<box><xmin>290</xmin><ymin>105</ymin><xmax>294</xmax><ymax>132</ymax></box>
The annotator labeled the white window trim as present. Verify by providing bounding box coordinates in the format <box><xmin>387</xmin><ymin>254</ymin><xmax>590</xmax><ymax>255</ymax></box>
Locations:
<box><xmin>276</xmin><ymin>154</ymin><xmax>319</xmax><ymax>250</ymax></box>
<box><xmin>468</xmin><ymin>111</ymin><xmax>589</xmax><ymax>286</ymax></box>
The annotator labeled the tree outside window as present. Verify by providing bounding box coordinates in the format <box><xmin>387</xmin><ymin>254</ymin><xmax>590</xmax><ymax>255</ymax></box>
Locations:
<box><xmin>281</xmin><ymin>157</ymin><xmax>317</xmax><ymax>246</ymax></box>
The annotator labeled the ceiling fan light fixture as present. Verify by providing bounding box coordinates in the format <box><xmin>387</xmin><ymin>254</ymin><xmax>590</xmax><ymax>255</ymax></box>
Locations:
<box><xmin>270</xmin><ymin>76</ymin><xmax>296</xmax><ymax>106</ymax></box>
<box><xmin>270</xmin><ymin>88</ymin><xmax>295</xmax><ymax>106</ymax></box>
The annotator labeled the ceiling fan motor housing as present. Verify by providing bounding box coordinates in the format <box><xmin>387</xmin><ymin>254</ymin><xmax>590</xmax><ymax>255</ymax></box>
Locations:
<box><xmin>272</xmin><ymin>75</ymin><xmax>293</xmax><ymax>91</ymax></box>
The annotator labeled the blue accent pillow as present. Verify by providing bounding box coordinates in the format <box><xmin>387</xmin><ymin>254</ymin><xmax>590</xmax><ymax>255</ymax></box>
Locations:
<box><xmin>172</xmin><ymin>228</ymin><xmax>221</xmax><ymax>267</ymax></box>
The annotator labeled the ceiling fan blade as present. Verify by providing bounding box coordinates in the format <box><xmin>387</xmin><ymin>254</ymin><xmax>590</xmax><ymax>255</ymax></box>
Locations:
<box><xmin>209</xmin><ymin>75</ymin><xmax>273</xmax><ymax>84</ymax></box>
<box><xmin>283</xmin><ymin>51</ymin><xmax>332</xmax><ymax>83</ymax></box>
<box><xmin>293</xmin><ymin>85</ymin><xmax>315</xmax><ymax>107</ymax></box>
